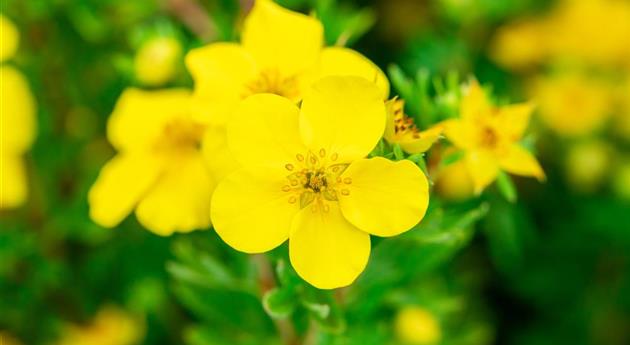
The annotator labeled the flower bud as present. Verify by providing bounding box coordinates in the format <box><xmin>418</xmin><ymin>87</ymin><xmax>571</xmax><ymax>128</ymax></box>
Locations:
<box><xmin>394</xmin><ymin>306</ymin><xmax>442</xmax><ymax>345</ymax></box>
<box><xmin>133</xmin><ymin>37</ymin><xmax>182</xmax><ymax>86</ymax></box>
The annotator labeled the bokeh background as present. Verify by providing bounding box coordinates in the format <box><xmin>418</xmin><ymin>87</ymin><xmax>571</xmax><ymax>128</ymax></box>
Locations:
<box><xmin>1</xmin><ymin>0</ymin><xmax>629</xmax><ymax>344</ymax></box>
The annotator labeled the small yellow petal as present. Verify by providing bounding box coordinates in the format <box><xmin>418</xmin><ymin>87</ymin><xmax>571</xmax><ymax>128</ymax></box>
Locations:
<box><xmin>135</xmin><ymin>153</ymin><xmax>214</xmax><ymax>236</ymax></box>
<box><xmin>499</xmin><ymin>144</ymin><xmax>545</xmax><ymax>181</ymax></box>
<box><xmin>0</xmin><ymin>15</ymin><xmax>19</xmax><ymax>62</ymax></box>
<box><xmin>186</xmin><ymin>43</ymin><xmax>258</xmax><ymax>125</ymax></box>
<box><xmin>0</xmin><ymin>154</ymin><xmax>27</xmax><ymax>209</ymax></box>
<box><xmin>306</xmin><ymin>47</ymin><xmax>389</xmax><ymax>100</ymax></box>
<box><xmin>299</xmin><ymin>76</ymin><xmax>386</xmax><ymax>162</ymax></box>
<box><xmin>441</xmin><ymin>119</ymin><xmax>478</xmax><ymax>150</ymax></box>
<box><xmin>461</xmin><ymin>79</ymin><xmax>491</xmax><ymax>121</ymax></box>
<box><xmin>107</xmin><ymin>88</ymin><xmax>191</xmax><ymax>151</ymax></box>
<box><xmin>228</xmin><ymin>94</ymin><xmax>306</xmax><ymax>178</ymax></box>
<box><xmin>338</xmin><ymin>157</ymin><xmax>429</xmax><ymax>237</ymax></box>
<box><xmin>1</xmin><ymin>66</ymin><xmax>36</xmax><ymax>153</ymax></box>
<box><xmin>89</xmin><ymin>153</ymin><xmax>164</xmax><ymax>228</ymax></box>
<box><xmin>289</xmin><ymin>202</ymin><xmax>370</xmax><ymax>289</ymax></box>
<box><xmin>211</xmin><ymin>169</ymin><xmax>298</xmax><ymax>253</ymax></box>
<box><xmin>399</xmin><ymin>126</ymin><xmax>443</xmax><ymax>154</ymax></box>
<box><xmin>496</xmin><ymin>102</ymin><xmax>535</xmax><ymax>141</ymax></box>
<box><xmin>465</xmin><ymin>150</ymin><xmax>500</xmax><ymax>194</ymax></box>
<box><xmin>242</xmin><ymin>0</ymin><xmax>323</xmax><ymax>76</ymax></box>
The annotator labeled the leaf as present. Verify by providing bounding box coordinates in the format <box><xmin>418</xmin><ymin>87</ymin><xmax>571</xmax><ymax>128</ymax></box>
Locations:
<box><xmin>262</xmin><ymin>287</ymin><xmax>297</xmax><ymax>319</ymax></box>
<box><xmin>496</xmin><ymin>170</ymin><xmax>517</xmax><ymax>203</ymax></box>
<box><xmin>393</xmin><ymin>143</ymin><xmax>405</xmax><ymax>160</ymax></box>
<box><xmin>388</xmin><ymin>64</ymin><xmax>413</xmax><ymax>98</ymax></box>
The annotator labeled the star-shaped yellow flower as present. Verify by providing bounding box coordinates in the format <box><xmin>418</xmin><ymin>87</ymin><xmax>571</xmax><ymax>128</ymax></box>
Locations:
<box><xmin>185</xmin><ymin>0</ymin><xmax>389</xmax><ymax>126</ymax></box>
<box><xmin>88</xmin><ymin>89</ymin><xmax>232</xmax><ymax>235</ymax></box>
<box><xmin>384</xmin><ymin>98</ymin><xmax>442</xmax><ymax>154</ymax></box>
<box><xmin>211</xmin><ymin>76</ymin><xmax>429</xmax><ymax>289</ymax></box>
<box><xmin>1</xmin><ymin>15</ymin><xmax>37</xmax><ymax>209</ymax></box>
<box><xmin>56</xmin><ymin>306</ymin><xmax>144</xmax><ymax>345</ymax></box>
<box><xmin>442</xmin><ymin>80</ymin><xmax>545</xmax><ymax>194</ymax></box>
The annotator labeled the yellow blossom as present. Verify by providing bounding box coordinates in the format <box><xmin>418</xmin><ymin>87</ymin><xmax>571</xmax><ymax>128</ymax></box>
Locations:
<box><xmin>134</xmin><ymin>36</ymin><xmax>182</xmax><ymax>87</ymax></box>
<box><xmin>435</xmin><ymin>155</ymin><xmax>475</xmax><ymax>202</ymax></box>
<box><xmin>528</xmin><ymin>72</ymin><xmax>612</xmax><ymax>137</ymax></box>
<box><xmin>185</xmin><ymin>0</ymin><xmax>389</xmax><ymax>126</ymax></box>
<box><xmin>0</xmin><ymin>15</ymin><xmax>19</xmax><ymax>63</ymax></box>
<box><xmin>565</xmin><ymin>140</ymin><xmax>612</xmax><ymax>194</ymax></box>
<box><xmin>490</xmin><ymin>19</ymin><xmax>547</xmax><ymax>70</ymax></box>
<box><xmin>442</xmin><ymin>80</ymin><xmax>544</xmax><ymax>194</ymax></box>
<box><xmin>56</xmin><ymin>306</ymin><xmax>144</xmax><ymax>345</ymax></box>
<box><xmin>211</xmin><ymin>76</ymin><xmax>429</xmax><ymax>289</ymax></box>
<box><xmin>1</xmin><ymin>16</ymin><xmax>37</xmax><ymax>209</ymax></box>
<box><xmin>88</xmin><ymin>89</ymin><xmax>230</xmax><ymax>235</ymax></box>
<box><xmin>394</xmin><ymin>306</ymin><xmax>442</xmax><ymax>345</ymax></box>
<box><xmin>384</xmin><ymin>98</ymin><xmax>442</xmax><ymax>154</ymax></box>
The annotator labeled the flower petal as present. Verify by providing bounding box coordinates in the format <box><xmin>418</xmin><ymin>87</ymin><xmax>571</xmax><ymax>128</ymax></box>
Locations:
<box><xmin>1</xmin><ymin>66</ymin><xmax>36</xmax><ymax>153</ymax></box>
<box><xmin>0</xmin><ymin>155</ymin><xmax>27</xmax><ymax>209</ymax></box>
<box><xmin>186</xmin><ymin>43</ymin><xmax>258</xmax><ymax>125</ymax></box>
<box><xmin>289</xmin><ymin>202</ymin><xmax>370</xmax><ymax>289</ymax></box>
<box><xmin>211</xmin><ymin>169</ymin><xmax>299</xmax><ymax>253</ymax></box>
<box><xmin>0</xmin><ymin>15</ymin><xmax>19</xmax><ymax>62</ymax></box>
<box><xmin>242</xmin><ymin>0</ymin><xmax>323</xmax><ymax>76</ymax></box>
<box><xmin>338</xmin><ymin>157</ymin><xmax>429</xmax><ymax>237</ymax></box>
<box><xmin>465</xmin><ymin>150</ymin><xmax>500</xmax><ymax>194</ymax></box>
<box><xmin>306</xmin><ymin>47</ymin><xmax>389</xmax><ymax>99</ymax></box>
<box><xmin>461</xmin><ymin>79</ymin><xmax>491</xmax><ymax>121</ymax></box>
<box><xmin>88</xmin><ymin>152</ymin><xmax>164</xmax><ymax>228</ymax></box>
<box><xmin>107</xmin><ymin>88</ymin><xmax>191</xmax><ymax>151</ymax></box>
<box><xmin>201</xmin><ymin>125</ymin><xmax>240</xmax><ymax>182</ymax></box>
<box><xmin>228</xmin><ymin>94</ymin><xmax>305</xmax><ymax>177</ymax></box>
<box><xmin>299</xmin><ymin>76</ymin><xmax>386</xmax><ymax>162</ymax></box>
<box><xmin>496</xmin><ymin>102</ymin><xmax>535</xmax><ymax>141</ymax></box>
<box><xmin>135</xmin><ymin>153</ymin><xmax>214</xmax><ymax>236</ymax></box>
<box><xmin>441</xmin><ymin>119</ymin><xmax>478</xmax><ymax>150</ymax></box>
<box><xmin>499</xmin><ymin>144</ymin><xmax>545</xmax><ymax>180</ymax></box>
<box><xmin>399</xmin><ymin>126</ymin><xmax>443</xmax><ymax>154</ymax></box>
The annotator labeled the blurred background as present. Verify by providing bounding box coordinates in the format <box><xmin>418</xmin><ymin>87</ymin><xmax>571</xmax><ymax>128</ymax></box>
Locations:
<box><xmin>1</xmin><ymin>0</ymin><xmax>629</xmax><ymax>344</ymax></box>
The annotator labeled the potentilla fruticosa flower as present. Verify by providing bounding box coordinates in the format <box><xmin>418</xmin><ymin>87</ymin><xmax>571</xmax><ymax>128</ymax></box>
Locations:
<box><xmin>384</xmin><ymin>98</ymin><xmax>442</xmax><ymax>154</ymax></box>
<box><xmin>442</xmin><ymin>80</ymin><xmax>545</xmax><ymax>194</ymax></box>
<box><xmin>185</xmin><ymin>0</ymin><xmax>389</xmax><ymax>126</ymax></box>
<box><xmin>88</xmin><ymin>89</ymin><xmax>230</xmax><ymax>235</ymax></box>
<box><xmin>211</xmin><ymin>76</ymin><xmax>430</xmax><ymax>289</ymax></box>
<box><xmin>0</xmin><ymin>15</ymin><xmax>37</xmax><ymax>209</ymax></box>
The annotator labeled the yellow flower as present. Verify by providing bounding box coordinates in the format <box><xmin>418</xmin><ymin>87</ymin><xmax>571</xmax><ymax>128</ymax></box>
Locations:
<box><xmin>442</xmin><ymin>80</ymin><xmax>544</xmax><ymax>194</ymax></box>
<box><xmin>490</xmin><ymin>19</ymin><xmax>547</xmax><ymax>70</ymax></box>
<box><xmin>211</xmin><ymin>76</ymin><xmax>429</xmax><ymax>289</ymax></box>
<box><xmin>185</xmin><ymin>0</ymin><xmax>389</xmax><ymax>126</ymax></box>
<box><xmin>134</xmin><ymin>36</ymin><xmax>182</xmax><ymax>87</ymax></box>
<box><xmin>56</xmin><ymin>306</ymin><xmax>144</xmax><ymax>345</ymax></box>
<box><xmin>435</xmin><ymin>155</ymin><xmax>475</xmax><ymax>202</ymax></box>
<box><xmin>564</xmin><ymin>140</ymin><xmax>612</xmax><ymax>194</ymax></box>
<box><xmin>528</xmin><ymin>72</ymin><xmax>612</xmax><ymax>137</ymax></box>
<box><xmin>384</xmin><ymin>98</ymin><xmax>442</xmax><ymax>154</ymax></box>
<box><xmin>394</xmin><ymin>306</ymin><xmax>442</xmax><ymax>345</ymax></box>
<box><xmin>88</xmin><ymin>89</ymin><xmax>229</xmax><ymax>235</ymax></box>
<box><xmin>0</xmin><ymin>14</ymin><xmax>19</xmax><ymax>63</ymax></box>
<box><xmin>1</xmin><ymin>16</ymin><xmax>37</xmax><ymax>209</ymax></box>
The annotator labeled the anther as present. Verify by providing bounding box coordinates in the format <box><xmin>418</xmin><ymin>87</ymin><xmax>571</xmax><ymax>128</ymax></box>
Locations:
<box><xmin>319</xmin><ymin>148</ymin><xmax>326</xmax><ymax>157</ymax></box>
<box><xmin>288</xmin><ymin>196</ymin><xmax>297</xmax><ymax>204</ymax></box>
<box><xmin>341</xmin><ymin>189</ymin><xmax>350</xmax><ymax>196</ymax></box>
<box><xmin>343</xmin><ymin>177</ymin><xmax>352</xmax><ymax>184</ymax></box>
<box><xmin>311</xmin><ymin>204</ymin><xmax>318</xmax><ymax>213</ymax></box>
<box><xmin>282</xmin><ymin>185</ymin><xmax>291</xmax><ymax>192</ymax></box>
<box><xmin>332</xmin><ymin>166</ymin><xmax>340</xmax><ymax>173</ymax></box>
<box><xmin>296</xmin><ymin>154</ymin><xmax>304</xmax><ymax>161</ymax></box>
<box><xmin>310</xmin><ymin>155</ymin><xmax>317</xmax><ymax>165</ymax></box>
<box><xmin>290</xmin><ymin>180</ymin><xmax>298</xmax><ymax>186</ymax></box>
<box><xmin>331</xmin><ymin>153</ymin><xmax>338</xmax><ymax>161</ymax></box>
<box><xmin>336</xmin><ymin>176</ymin><xmax>342</xmax><ymax>183</ymax></box>
<box><xmin>285</xmin><ymin>164</ymin><xmax>294</xmax><ymax>171</ymax></box>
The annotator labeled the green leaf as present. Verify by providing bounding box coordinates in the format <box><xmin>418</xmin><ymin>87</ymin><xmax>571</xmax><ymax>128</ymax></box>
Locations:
<box><xmin>496</xmin><ymin>171</ymin><xmax>517</xmax><ymax>203</ymax></box>
<box><xmin>388</xmin><ymin>64</ymin><xmax>413</xmax><ymax>98</ymax></box>
<box><xmin>262</xmin><ymin>287</ymin><xmax>297</xmax><ymax>319</ymax></box>
<box><xmin>393</xmin><ymin>143</ymin><xmax>405</xmax><ymax>160</ymax></box>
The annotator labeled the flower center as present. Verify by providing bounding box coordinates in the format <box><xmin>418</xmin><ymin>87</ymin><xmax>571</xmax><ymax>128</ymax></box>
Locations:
<box><xmin>479</xmin><ymin>126</ymin><xmax>499</xmax><ymax>149</ymax></box>
<box><xmin>392</xmin><ymin>99</ymin><xmax>421</xmax><ymax>139</ymax></box>
<box><xmin>243</xmin><ymin>69</ymin><xmax>299</xmax><ymax>100</ymax></box>
<box><xmin>155</xmin><ymin>119</ymin><xmax>205</xmax><ymax>152</ymax></box>
<box><xmin>281</xmin><ymin>149</ymin><xmax>351</xmax><ymax>212</ymax></box>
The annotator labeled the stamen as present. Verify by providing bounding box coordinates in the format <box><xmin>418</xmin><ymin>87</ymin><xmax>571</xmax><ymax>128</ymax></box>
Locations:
<box><xmin>322</xmin><ymin>204</ymin><xmax>330</xmax><ymax>212</ymax></box>
<box><xmin>341</xmin><ymin>189</ymin><xmax>350</xmax><ymax>196</ymax></box>
<box><xmin>288</xmin><ymin>196</ymin><xmax>297</xmax><ymax>204</ymax></box>
<box><xmin>319</xmin><ymin>148</ymin><xmax>326</xmax><ymax>157</ymax></box>
<box><xmin>343</xmin><ymin>177</ymin><xmax>352</xmax><ymax>184</ymax></box>
<box><xmin>282</xmin><ymin>185</ymin><xmax>291</xmax><ymax>192</ymax></box>
<box><xmin>309</xmin><ymin>155</ymin><xmax>318</xmax><ymax>165</ymax></box>
<box><xmin>331</xmin><ymin>153</ymin><xmax>338</xmax><ymax>161</ymax></box>
<box><xmin>285</xmin><ymin>164</ymin><xmax>294</xmax><ymax>171</ymax></box>
<box><xmin>296</xmin><ymin>154</ymin><xmax>304</xmax><ymax>161</ymax></box>
<box><xmin>290</xmin><ymin>179</ymin><xmax>298</xmax><ymax>186</ymax></box>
